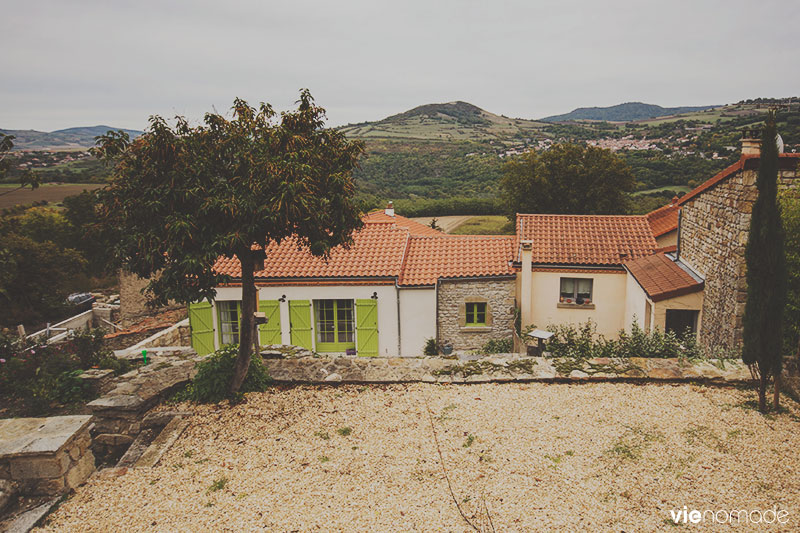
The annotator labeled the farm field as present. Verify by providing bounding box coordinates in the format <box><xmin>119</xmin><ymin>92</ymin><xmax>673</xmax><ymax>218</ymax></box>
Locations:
<box><xmin>0</xmin><ymin>183</ymin><xmax>103</xmax><ymax>209</ymax></box>
<box><xmin>449</xmin><ymin>215</ymin><xmax>514</xmax><ymax>235</ymax></box>
<box><xmin>38</xmin><ymin>383</ymin><xmax>800</xmax><ymax>532</ymax></box>
<box><xmin>633</xmin><ymin>185</ymin><xmax>692</xmax><ymax>196</ymax></box>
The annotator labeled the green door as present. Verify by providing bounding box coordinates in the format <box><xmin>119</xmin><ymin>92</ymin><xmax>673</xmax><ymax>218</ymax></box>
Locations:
<box><xmin>188</xmin><ymin>301</ymin><xmax>215</xmax><ymax>355</ymax></box>
<box><xmin>356</xmin><ymin>299</ymin><xmax>378</xmax><ymax>357</ymax></box>
<box><xmin>289</xmin><ymin>300</ymin><xmax>313</xmax><ymax>349</ymax></box>
<box><xmin>258</xmin><ymin>300</ymin><xmax>281</xmax><ymax>346</ymax></box>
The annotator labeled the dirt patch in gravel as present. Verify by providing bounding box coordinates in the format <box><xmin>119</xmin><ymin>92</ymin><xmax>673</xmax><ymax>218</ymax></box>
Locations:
<box><xmin>38</xmin><ymin>383</ymin><xmax>800</xmax><ymax>531</ymax></box>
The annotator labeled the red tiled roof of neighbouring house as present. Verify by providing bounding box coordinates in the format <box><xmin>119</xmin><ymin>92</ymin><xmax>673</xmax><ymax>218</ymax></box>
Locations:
<box><xmin>362</xmin><ymin>210</ymin><xmax>444</xmax><ymax>236</ymax></box>
<box><xmin>644</xmin><ymin>153</ymin><xmax>800</xmax><ymax>238</ymax></box>
<box><xmin>213</xmin><ymin>221</ymin><xmax>410</xmax><ymax>280</ymax></box>
<box><xmin>624</xmin><ymin>252</ymin><xmax>703</xmax><ymax>302</ymax></box>
<box><xmin>399</xmin><ymin>235</ymin><xmax>515</xmax><ymax>286</ymax></box>
<box><xmin>515</xmin><ymin>214</ymin><xmax>657</xmax><ymax>266</ymax></box>
<box><xmin>646</xmin><ymin>199</ymin><xmax>681</xmax><ymax>238</ymax></box>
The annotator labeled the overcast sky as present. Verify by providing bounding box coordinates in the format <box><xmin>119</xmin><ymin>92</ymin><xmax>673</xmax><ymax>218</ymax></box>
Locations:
<box><xmin>2</xmin><ymin>0</ymin><xmax>798</xmax><ymax>131</ymax></box>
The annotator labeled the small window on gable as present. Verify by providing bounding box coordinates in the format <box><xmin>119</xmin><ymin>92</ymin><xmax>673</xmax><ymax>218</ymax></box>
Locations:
<box><xmin>559</xmin><ymin>278</ymin><xmax>593</xmax><ymax>305</ymax></box>
<box><xmin>465</xmin><ymin>302</ymin><xmax>487</xmax><ymax>326</ymax></box>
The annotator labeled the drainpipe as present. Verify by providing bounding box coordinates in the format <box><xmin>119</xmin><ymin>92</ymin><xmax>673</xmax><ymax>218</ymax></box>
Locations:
<box><xmin>676</xmin><ymin>209</ymin><xmax>682</xmax><ymax>260</ymax></box>
<box><xmin>520</xmin><ymin>241</ymin><xmax>533</xmax><ymax>331</ymax></box>
<box><xmin>395</xmin><ymin>282</ymin><xmax>401</xmax><ymax>357</ymax></box>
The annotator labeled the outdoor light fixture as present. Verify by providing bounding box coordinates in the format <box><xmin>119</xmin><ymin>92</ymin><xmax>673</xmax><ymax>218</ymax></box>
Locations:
<box><xmin>371</xmin><ymin>292</ymin><xmax>378</xmax><ymax>300</ymax></box>
<box><xmin>278</xmin><ymin>295</ymin><xmax>286</xmax><ymax>302</ymax></box>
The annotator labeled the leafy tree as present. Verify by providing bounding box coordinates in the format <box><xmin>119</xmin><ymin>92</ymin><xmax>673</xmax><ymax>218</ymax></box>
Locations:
<box><xmin>0</xmin><ymin>133</ymin><xmax>40</xmax><ymax>194</ymax></box>
<box><xmin>62</xmin><ymin>191</ymin><xmax>114</xmax><ymax>275</ymax></box>
<box><xmin>499</xmin><ymin>143</ymin><xmax>636</xmax><ymax>217</ymax></box>
<box><xmin>95</xmin><ymin>91</ymin><xmax>364</xmax><ymax>395</ymax></box>
<box><xmin>742</xmin><ymin>111</ymin><xmax>787</xmax><ymax>412</ymax></box>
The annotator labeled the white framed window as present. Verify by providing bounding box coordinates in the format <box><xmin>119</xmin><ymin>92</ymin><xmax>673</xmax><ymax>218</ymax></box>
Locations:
<box><xmin>559</xmin><ymin>278</ymin><xmax>593</xmax><ymax>304</ymax></box>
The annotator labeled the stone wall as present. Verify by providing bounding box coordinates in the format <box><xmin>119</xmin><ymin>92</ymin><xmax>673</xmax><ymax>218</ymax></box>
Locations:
<box><xmin>118</xmin><ymin>270</ymin><xmax>183</xmax><ymax>324</ymax></box>
<box><xmin>679</xmin><ymin>157</ymin><xmax>798</xmax><ymax>350</ymax></box>
<box><xmin>437</xmin><ymin>277</ymin><xmax>516</xmax><ymax>351</ymax></box>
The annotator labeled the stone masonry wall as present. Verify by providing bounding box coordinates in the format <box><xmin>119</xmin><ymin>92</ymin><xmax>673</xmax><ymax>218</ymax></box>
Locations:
<box><xmin>119</xmin><ymin>270</ymin><xmax>183</xmax><ymax>323</ymax></box>
<box><xmin>679</xmin><ymin>157</ymin><xmax>798</xmax><ymax>351</ymax></box>
<box><xmin>437</xmin><ymin>278</ymin><xmax>516</xmax><ymax>351</ymax></box>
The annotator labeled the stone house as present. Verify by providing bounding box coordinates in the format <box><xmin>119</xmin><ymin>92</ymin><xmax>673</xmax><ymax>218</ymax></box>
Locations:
<box><xmin>185</xmin><ymin>136</ymin><xmax>798</xmax><ymax>356</ymax></box>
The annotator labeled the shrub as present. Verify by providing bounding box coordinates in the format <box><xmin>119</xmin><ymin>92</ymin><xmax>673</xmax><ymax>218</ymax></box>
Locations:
<box><xmin>423</xmin><ymin>338</ymin><xmax>438</xmax><ymax>356</ymax></box>
<box><xmin>176</xmin><ymin>345</ymin><xmax>271</xmax><ymax>403</ymax></box>
<box><xmin>481</xmin><ymin>338</ymin><xmax>513</xmax><ymax>354</ymax></box>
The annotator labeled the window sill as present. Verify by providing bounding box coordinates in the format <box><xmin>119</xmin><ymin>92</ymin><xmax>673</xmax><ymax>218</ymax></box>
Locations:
<box><xmin>557</xmin><ymin>303</ymin><xmax>596</xmax><ymax>310</ymax></box>
<box><xmin>460</xmin><ymin>326</ymin><xmax>492</xmax><ymax>332</ymax></box>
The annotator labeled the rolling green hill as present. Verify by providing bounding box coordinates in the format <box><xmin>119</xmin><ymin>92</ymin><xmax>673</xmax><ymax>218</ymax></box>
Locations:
<box><xmin>540</xmin><ymin>102</ymin><xmax>718</xmax><ymax>123</ymax></box>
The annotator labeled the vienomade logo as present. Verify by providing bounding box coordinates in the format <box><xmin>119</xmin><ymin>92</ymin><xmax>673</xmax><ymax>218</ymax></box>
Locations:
<box><xmin>668</xmin><ymin>506</ymin><xmax>789</xmax><ymax>525</ymax></box>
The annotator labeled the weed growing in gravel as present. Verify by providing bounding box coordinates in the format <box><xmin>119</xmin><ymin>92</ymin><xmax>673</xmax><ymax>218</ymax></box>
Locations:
<box><xmin>337</xmin><ymin>426</ymin><xmax>352</xmax><ymax>437</ymax></box>
<box><xmin>463</xmin><ymin>434</ymin><xmax>476</xmax><ymax>448</ymax></box>
<box><xmin>319</xmin><ymin>456</ymin><xmax>330</xmax><ymax>463</ymax></box>
<box><xmin>606</xmin><ymin>426</ymin><xmax>664</xmax><ymax>462</ymax></box>
<box><xmin>437</xmin><ymin>403</ymin><xmax>458</xmax><ymax>421</ymax></box>
<box><xmin>314</xmin><ymin>430</ymin><xmax>330</xmax><ymax>440</ymax></box>
<box><xmin>183</xmin><ymin>450</ymin><xmax>194</xmax><ymax>458</ymax></box>
<box><xmin>208</xmin><ymin>477</ymin><xmax>228</xmax><ymax>493</ymax></box>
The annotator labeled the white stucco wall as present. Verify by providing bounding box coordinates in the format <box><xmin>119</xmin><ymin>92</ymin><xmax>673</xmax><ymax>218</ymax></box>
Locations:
<box><xmin>652</xmin><ymin>291</ymin><xmax>704</xmax><ymax>333</ymax></box>
<box><xmin>526</xmin><ymin>270</ymin><xmax>628</xmax><ymax>338</ymax></box>
<box><xmin>212</xmin><ymin>284</ymin><xmax>401</xmax><ymax>356</ymax></box>
<box><xmin>398</xmin><ymin>288</ymin><xmax>437</xmax><ymax>356</ymax></box>
<box><xmin>624</xmin><ymin>272</ymin><xmax>648</xmax><ymax>332</ymax></box>
<box><xmin>655</xmin><ymin>230</ymin><xmax>677</xmax><ymax>248</ymax></box>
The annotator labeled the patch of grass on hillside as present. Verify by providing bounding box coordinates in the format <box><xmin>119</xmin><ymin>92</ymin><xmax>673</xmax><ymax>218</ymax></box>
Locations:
<box><xmin>633</xmin><ymin>185</ymin><xmax>691</xmax><ymax>196</ymax></box>
<box><xmin>449</xmin><ymin>215</ymin><xmax>514</xmax><ymax>235</ymax></box>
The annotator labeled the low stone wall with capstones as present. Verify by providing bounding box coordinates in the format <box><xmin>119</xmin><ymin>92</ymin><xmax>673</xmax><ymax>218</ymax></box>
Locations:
<box><xmin>263</xmin><ymin>354</ymin><xmax>751</xmax><ymax>384</ymax></box>
<box><xmin>0</xmin><ymin>416</ymin><xmax>95</xmax><ymax>497</ymax></box>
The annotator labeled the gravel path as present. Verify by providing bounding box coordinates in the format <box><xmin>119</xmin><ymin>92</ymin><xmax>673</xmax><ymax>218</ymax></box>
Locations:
<box><xmin>39</xmin><ymin>383</ymin><xmax>800</xmax><ymax>531</ymax></box>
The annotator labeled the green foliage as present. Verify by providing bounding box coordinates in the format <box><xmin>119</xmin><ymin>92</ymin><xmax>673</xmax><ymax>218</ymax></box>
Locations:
<box><xmin>449</xmin><ymin>216</ymin><xmax>514</xmax><ymax>235</ymax></box>
<box><xmin>0</xmin><ymin>328</ymin><xmax>118</xmax><ymax>415</ymax></box>
<box><xmin>743</xmin><ymin>112</ymin><xmax>786</xmax><ymax>382</ymax></box>
<box><xmin>782</xmin><ymin>194</ymin><xmax>800</xmax><ymax>355</ymax></box>
<box><xmin>543</xmin><ymin>320</ymin><xmax>706</xmax><ymax>360</ymax></box>
<box><xmin>423</xmin><ymin>338</ymin><xmax>438</xmax><ymax>356</ymax></box>
<box><xmin>500</xmin><ymin>143</ymin><xmax>636</xmax><ymax>217</ymax></box>
<box><xmin>481</xmin><ymin>338</ymin><xmax>513</xmax><ymax>354</ymax></box>
<box><xmin>175</xmin><ymin>345</ymin><xmax>271</xmax><ymax>403</ymax></box>
<box><xmin>336</xmin><ymin>426</ymin><xmax>352</xmax><ymax>437</ymax></box>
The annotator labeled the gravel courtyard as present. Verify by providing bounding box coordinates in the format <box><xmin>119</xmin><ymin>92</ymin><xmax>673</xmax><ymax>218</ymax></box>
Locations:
<box><xmin>39</xmin><ymin>383</ymin><xmax>800</xmax><ymax>532</ymax></box>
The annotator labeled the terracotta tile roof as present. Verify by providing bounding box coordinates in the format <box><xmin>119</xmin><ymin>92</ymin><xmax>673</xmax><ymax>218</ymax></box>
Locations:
<box><xmin>646</xmin><ymin>200</ymin><xmax>681</xmax><ymax>238</ymax></box>
<box><xmin>399</xmin><ymin>235</ymin><xmax>515</xmax><ymax>286</ymax></box>
<box><xmin>624</xmin><ymin>253</ymin><xmax>703</xmax><ymax>302</ymax></box>
<box><xmin>363</xmin><ymin>210</ymin><xmax>444</xmax><ymax>236</ymax></box>
<box><xmin>516</xmin><ymin>214</ymin><xmax>657</xmax><ymax>266</ymax></box>
<box><xmin>644</xmin><ymin>153</ymin><xmax>800</xmax><ymax>237</ymax></box>
<box><xmin>213</xmin><ymin>222</ymin><xmax>410</xmax><ymax>280</ymax></box>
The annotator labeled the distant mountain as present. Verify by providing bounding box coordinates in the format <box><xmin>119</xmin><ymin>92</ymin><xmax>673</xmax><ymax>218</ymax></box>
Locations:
<box><xmin>0</xmin><ymin>125</ymin><xmax>142</xmax><ymax>151</ymax></box>
<box><xmin>339</xmin><ymin>101</ymin><xmax>548</xmax><ymax>142</ymax></box>
<box><xmin>540</xmin><ymin>102</ymin><xmax>719</xmax><ymax>123</ymax></box>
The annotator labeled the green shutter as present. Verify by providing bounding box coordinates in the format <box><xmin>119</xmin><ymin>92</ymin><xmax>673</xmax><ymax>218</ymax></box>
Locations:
<box><xmin>188</xmin><ymin>301</ymin><xmax>215</xmax><ymax>355</ymax></box>
<box><xmin>258</xmin><ymin>300</ymin><xmax>281</xmax><ymax>346</ymax></box>
<box><xmin>289</xmin><ymin>300</ymin><xmax>313</xmax><ymax>349</ymax></box>
<box><xmin>356</xmin><ymin>299</ymin><xmax>378</xmax><ymax>357</ymax></box>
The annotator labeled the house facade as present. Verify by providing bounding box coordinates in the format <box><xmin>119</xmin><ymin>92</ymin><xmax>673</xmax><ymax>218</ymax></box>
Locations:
<box><xmin>188</xmin><ymin>209</ymin><xmax>516</xmax><ymax>357</ymax></box>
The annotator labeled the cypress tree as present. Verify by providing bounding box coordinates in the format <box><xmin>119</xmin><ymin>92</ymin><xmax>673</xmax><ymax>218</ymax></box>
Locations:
<box><xmin>742</xmin><ymin>110</ymin><xmax>787</xmax><ymax>412</ymax></box>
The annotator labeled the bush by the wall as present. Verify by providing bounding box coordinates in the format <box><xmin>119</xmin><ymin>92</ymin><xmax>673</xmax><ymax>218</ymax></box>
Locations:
<box><xmin>481</xmin><ymin>338</ymin><xmax>513</xmax><ymax>354</ymax></box>
<box><xmin>176</xmin><ymin>345</ymin><xmax>272</xmax><ymax>403</ymax></box>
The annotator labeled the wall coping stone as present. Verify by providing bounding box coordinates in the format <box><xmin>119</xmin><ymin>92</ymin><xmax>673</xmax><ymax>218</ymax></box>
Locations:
<box><xmin>0</xmin><ymin>416</ymin><xmax>92</xmax><ymax>459</ymax></box>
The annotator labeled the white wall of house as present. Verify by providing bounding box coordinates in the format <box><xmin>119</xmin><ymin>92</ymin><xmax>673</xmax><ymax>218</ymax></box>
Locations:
<box><xmin>652</xmin><ymin>291</ymin><xmax>704</xmax><ymax>334</ymax></box>
<box><xmin>655</xmin><ymin>230</ymin><xmax>677</xmax><ymax>248</ymax></box>
<box><xmin>212</xmin><ymin>284</ymin><xmax>401</xmax><ymax>356</ymax></box>
<box><xmin>524</xmin><ymin>270</ymin><xmax>628</xmax><ymax>338</ymax></box>
<box><xmin>624</xmin><ymin>273</ymin><xmax>648</xmax><ymax>331</ymax></box>
<box><xmin>398</xmin><ymin>287</ymin><xmax>437</xmax><ymax>356</ymax></box>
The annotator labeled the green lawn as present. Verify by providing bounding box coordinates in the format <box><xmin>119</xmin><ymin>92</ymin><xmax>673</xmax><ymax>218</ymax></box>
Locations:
<box><xmin>449</xmin><ymin>215</ymin><xmax>514</xmax><ymax>235</ymax></box>
<box><xmin>633</xmin><ymin>185</ymin><xmax>691</xmax><ymax>196</ymax></box>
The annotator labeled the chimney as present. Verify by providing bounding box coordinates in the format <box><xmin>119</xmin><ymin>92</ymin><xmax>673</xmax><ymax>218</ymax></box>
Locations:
<box><xmin>520</xmin><ymin>241</ymin><xmax>533</xmax><ymax>332</ymax></box>
<box><xmin>671</xmin><ymin>195</ymin><xmax>679</xmax><ymax>205</ymax></box>
<box><xmin>385</xmin><ymin>201</ymin><xmax>395</xmax><ymax>217</ymax></box>
<box><xmin>741</xmin><ymin>128</ymin><xmax>761</xmax><ymax>156</ymax></box>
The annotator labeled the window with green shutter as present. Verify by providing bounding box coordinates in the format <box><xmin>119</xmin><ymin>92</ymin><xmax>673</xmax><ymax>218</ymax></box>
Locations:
<box><xmin>356</xmin><ymin>299</ymin><xmax>378</xmax><ymax>357</ymax></box>
<box><xmin>188</xmin><ymin>301</ymin><xmax>215</xmax><ymax>355</ymax></box>
<box><xmin>217</xmin><ymin>301</ymin><xmax>241</xmax><ymax>345</ymax></box>
<box><xmin>465</xmin><ymin>302</ymin><xmax>487</xmax><ymax>326</ymax></box>
<box><xmin>314</xmin><ymin>299</ymin><xmax>355</xmax><ymax>352</ymax></box>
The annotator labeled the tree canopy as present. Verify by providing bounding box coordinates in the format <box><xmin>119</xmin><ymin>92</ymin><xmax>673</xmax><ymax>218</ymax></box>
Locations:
<box><xmin>742</xmin><ymin>111</ymin><xmax>786</xmax><ymax>412</ymax></box>
<box><xmin>499</xmin><ymin>143</ymin><xmax>636</xmax><ymax>217</ymax></box>
<box><xmin>95</xmin><ymin>91</ymin><xmax>365</xmax><ymax>394</ymax></box>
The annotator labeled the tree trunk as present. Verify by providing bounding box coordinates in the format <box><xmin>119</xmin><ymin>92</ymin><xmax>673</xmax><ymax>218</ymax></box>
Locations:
<box><xmin>773</xmin><ymin>370</ymin><xmax>781</xmax><ymax>411</ymax></box>
<box><xmin>758</xmin><ymin>372</ymin><xmax>767</xmax><ymax>413</ymax></box>
<box><xmin>230</xmin><ymin>247</ymin><xmax>256</xmax><ymax>396</ymax></box>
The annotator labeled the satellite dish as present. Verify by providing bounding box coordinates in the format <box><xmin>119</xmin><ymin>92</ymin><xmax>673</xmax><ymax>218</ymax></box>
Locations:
<box><xmin>776</xmin><ymin>134</ymin><xmax>785</xmax><ymax>154</ymax></box>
